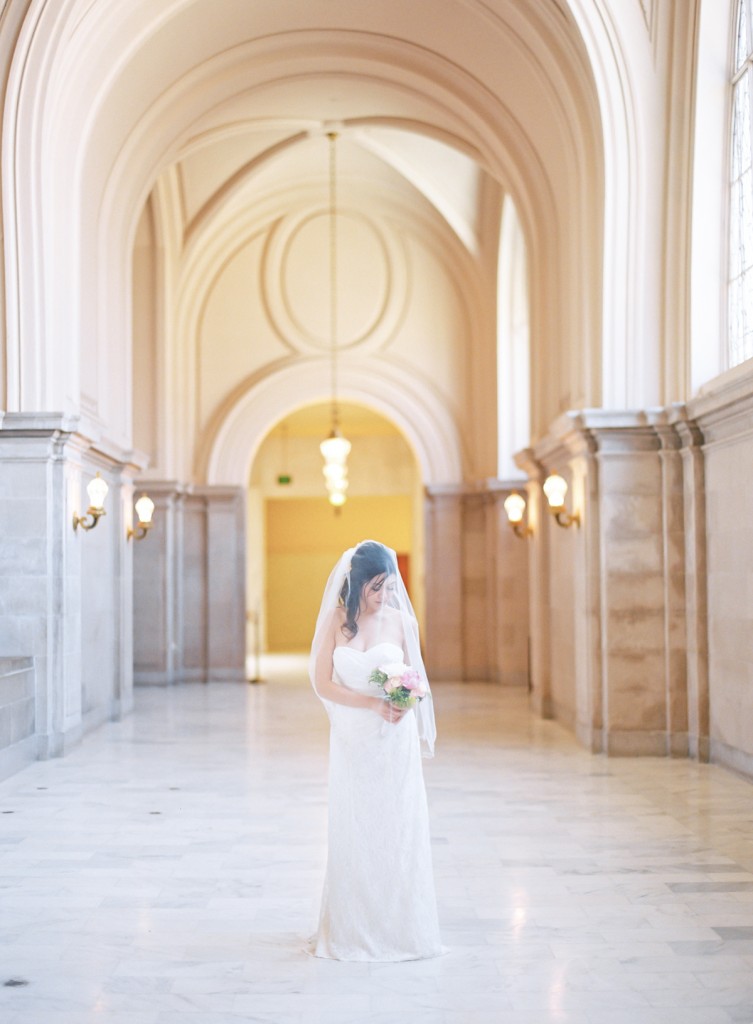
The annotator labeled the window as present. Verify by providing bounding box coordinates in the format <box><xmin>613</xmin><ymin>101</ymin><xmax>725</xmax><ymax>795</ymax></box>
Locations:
<box><xmin>497</xmin><ymin>195</ymin><xmax>529</xmax><ymax>479</ymax></box>
<box><xmin>729</xmin><ymin>0</ymin><xmax>753</xmax><ymax>366</ymax></box>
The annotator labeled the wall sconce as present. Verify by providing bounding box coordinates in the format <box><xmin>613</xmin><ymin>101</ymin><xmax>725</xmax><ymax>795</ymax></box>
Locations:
<box><xmin>127</xmin><ymin>493</ymin><xmax>155</xmax><ymax>541</ymax></box>
<box><xmin>503</xmin><ymin>492</ymin><xmax>532</xmax><ymax>539</ymax></box>
<box><xmin>72</xmin><ymin>472</ymin><xmax>108</xmax><ymax>532</ymax></box>
<box><xmin>543</xmin><ymin>473</ymin><xmax>580</xmax><ymax>528</ymax></box>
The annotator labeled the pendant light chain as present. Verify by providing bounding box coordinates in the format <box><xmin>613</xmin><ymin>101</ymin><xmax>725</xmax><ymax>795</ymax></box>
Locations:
<box><xmin>328</xmin><ymin>131</ymin><xmax>339</xmax><ymax>434</ymax></box>
<box><xmin>320</xmin><ymin>130</ymin><xmax>351</xmax><ymax>509</ymax></box>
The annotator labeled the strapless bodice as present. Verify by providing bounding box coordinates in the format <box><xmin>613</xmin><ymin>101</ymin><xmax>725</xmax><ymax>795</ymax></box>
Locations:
<box><xmin>332</xmin><ymin>641</ymin><xmax>403</xmax><ymax>695</ymax></box>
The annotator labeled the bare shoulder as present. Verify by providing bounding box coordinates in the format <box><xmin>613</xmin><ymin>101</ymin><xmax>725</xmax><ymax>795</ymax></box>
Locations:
<box><xmin>331</xmin><ymin>605</ymin><xmax>348</xmax><ymax>640</ymax></box>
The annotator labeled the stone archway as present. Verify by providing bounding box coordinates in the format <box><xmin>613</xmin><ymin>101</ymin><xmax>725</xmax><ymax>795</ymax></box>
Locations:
<box><xmin>198</xmin><ymin>359</ymin><xmax>463</xmax><ymax>489</ymax></box>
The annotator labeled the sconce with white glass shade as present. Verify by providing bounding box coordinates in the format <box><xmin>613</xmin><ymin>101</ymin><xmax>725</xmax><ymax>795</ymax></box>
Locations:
<box><xmin>543</xmin><ymin>473</ymin><xmax>580</xmax><ymax>528</ymax></box>
<box><xmin>72</xmin><ymin>472</ymin><xmax>109</xmax><ymax>532</ymax></box>
<box><xmin>503</xmin><ymin>491</ymin><xmax>532</xmax><ymax>539</ymax></box>
<box><xmin>127</xmin><ymin>492</ymin><xmax>155</xmax><ymax>541</ymax></box>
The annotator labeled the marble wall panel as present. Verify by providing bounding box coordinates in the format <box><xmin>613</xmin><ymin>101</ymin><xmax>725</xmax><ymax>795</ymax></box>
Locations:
<box><xmin>0</xmin><ymin>658</ymin><xmax>35</xmax><ymax>779</ymax></box>
<box><xmin>604</xmin><ymin>646</ymin><xmax>667</xmax><ymax>734</ymax></box>
<box><xmin>0</xmin><ymin>419</ymin><xmax>139</xmax><ymax>776</ymax></box>
<box><xmin>696</xmin><ymin>371</ymin><xmax>753</xmax><ymax>772</ymax></box>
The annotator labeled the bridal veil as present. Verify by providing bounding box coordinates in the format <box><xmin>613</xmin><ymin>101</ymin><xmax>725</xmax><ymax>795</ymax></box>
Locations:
<box><xmin>308</xmin><ymin>540</ymin><xmax>436</xmax><ymax>758</ymax></box>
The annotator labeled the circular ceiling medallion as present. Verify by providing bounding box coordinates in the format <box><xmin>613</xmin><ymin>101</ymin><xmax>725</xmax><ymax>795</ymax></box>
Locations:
<box><xmin>263</xmin><ymin>208</ymin><xmax>406</xmax><ymax>353</ymax></box>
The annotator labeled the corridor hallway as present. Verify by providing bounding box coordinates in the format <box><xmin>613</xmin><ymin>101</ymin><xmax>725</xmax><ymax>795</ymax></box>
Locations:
<box><xmin>1</xmin><ymin>661</ymin><xmax>753</xmax><ymax>1024</ymax></box>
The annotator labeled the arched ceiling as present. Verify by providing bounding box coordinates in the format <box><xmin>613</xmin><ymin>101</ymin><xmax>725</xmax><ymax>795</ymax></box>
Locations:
<box><xmin>177</xmin><ymin>123</ymin><xmax>486</xmax><ymax>258</ymax></box>
<box><xmin>61</xmin><ymin>0</ymin><xmax>597</xmax><ymax>264</ymax></box>
<box><xmin>5</xmin><ymin>0</ymin><xmax>605</xmax><ymax>455</ymax></box>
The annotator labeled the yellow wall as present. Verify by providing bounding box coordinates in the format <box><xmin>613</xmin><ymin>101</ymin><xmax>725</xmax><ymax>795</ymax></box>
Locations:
<box><xmin>265</xmin><ymin>495</ymin><xmax>412</xmax><ymax>651</ymax></box>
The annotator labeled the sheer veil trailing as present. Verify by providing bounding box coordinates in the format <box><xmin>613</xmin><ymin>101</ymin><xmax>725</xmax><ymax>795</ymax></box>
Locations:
<box><xmin>309</xmin><ymin>540</ymin><xmax>436</xmax><ymax>758</ymax></box>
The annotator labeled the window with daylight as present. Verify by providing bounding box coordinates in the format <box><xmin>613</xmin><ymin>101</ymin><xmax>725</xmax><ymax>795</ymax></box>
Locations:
<box><xmin>729</xmin><ymin>0</ymin><xmax>753</xmax><ymax>367</ymax></box>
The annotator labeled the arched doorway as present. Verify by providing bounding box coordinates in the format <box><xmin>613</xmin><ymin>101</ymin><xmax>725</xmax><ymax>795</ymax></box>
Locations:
<box><xmin>247</xmin><ymin>401</ymin><xmax>423</xmax><ymax>668</ymax></box>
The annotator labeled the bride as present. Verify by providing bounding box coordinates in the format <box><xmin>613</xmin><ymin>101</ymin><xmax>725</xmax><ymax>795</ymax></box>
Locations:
<box><xmin>308</xmin><ymin>540</ymin><xmax>444</xmax><ymax>962</ymax></box>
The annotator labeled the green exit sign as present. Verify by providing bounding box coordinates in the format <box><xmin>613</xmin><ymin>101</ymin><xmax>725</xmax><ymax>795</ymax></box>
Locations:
<box><xmin>277</xmin><ymin>474</ymin><xmax>292</xmax><ymax>485</ymax></box>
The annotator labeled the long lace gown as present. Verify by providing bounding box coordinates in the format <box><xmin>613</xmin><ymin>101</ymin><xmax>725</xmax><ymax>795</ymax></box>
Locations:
<box><xmin>312</xmin><ymin>641</ymin><xmax>444</xmax><ymax>962</ymax></box>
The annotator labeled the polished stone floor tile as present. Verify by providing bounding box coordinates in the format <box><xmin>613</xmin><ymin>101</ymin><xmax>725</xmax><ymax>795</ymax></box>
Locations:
<box><xmin>1</xmin><ymin>657</ymin><xmax>753</xmax><ymax>1023</ymax></box>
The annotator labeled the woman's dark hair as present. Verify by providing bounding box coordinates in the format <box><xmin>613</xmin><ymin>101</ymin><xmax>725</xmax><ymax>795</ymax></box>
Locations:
<box><xmin>339</xmin><ymin>541</ymin><xmax>396</xmax><ymax>640</ymax></box>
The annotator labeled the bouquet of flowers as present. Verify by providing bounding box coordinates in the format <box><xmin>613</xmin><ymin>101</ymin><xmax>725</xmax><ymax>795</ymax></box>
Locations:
<box><xmin>369</xmin><ymin>661</ymin><xmax>428</xmax><ymax>708</ymax></box>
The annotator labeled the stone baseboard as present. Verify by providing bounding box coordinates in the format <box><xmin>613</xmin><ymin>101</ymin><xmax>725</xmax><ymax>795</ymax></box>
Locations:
<box><xmin>710</xmin><ymin>738</ymin><xmax>753</xmax><ymax>782</ymax></box>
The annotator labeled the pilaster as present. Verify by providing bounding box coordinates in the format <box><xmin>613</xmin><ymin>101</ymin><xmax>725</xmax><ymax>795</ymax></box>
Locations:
<box><xmin>523</xmin><ymin>408</ymin><xmax>703</xmax><ymax>759</ymax></box>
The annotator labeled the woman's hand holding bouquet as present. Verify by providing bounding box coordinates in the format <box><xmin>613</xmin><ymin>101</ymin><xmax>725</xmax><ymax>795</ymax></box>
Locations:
<box><xmin>369</xmin><ymin>661</ymin><xmax>428</xmax><ymax>723</ymax></box>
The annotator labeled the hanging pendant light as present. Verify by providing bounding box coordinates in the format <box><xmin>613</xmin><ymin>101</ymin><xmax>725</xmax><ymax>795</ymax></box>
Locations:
<box><xmin>320</xmin><ymin>130</ymin><xmax>351</xmax><ymax>508</ymax></box>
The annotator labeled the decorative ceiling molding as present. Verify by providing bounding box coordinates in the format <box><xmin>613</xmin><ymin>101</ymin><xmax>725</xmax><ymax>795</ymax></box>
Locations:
<box><xmin>262</xmin><ymin>208</ymin><xmax>408</xmax><ymax>355</ymax></box>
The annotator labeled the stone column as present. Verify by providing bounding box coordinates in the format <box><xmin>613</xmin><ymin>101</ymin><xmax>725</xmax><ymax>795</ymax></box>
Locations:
<box><xmin>133</xmin><ymin>482</ymin><xmax>246</xmax><ymax>685</ymax></box>
<box><xmin>424</xmin><ymin>486</ymin><xmax>463</xmax><ymax>680</ymax></box>
<box><xmin>522</xmin><ymin>409</ymin><xmax>704</xmax><ymax>758</ymax></box>
<box><xmin>202</xmin><ymin>486</ymin><xmax>246</xmax><ymax>682</ymax></box>
<box><xmin>488</xmin><ymin>483</ymin><xmax>530</xmax><ymax>687</ymax></box>
<box><xmin>515</xmin><ymin>451</ymin><xmax>553</xmax><ymax>719</ymax></box>
<box><xmin>461</xmin><ymin>489</ymin><xmax>493</xmax><ymax>680</ymax></box>
<box><xmin>657</xmin><ymin>420</ymin><xmax>690</xmax><ymax>757</ymax></box>
<box><xmin>674</xmin><ymin>415</ymin><xmax>709</xmax><ymax>762</ymax></box>
<box><xmin>526</xmin><ymin>421</ymin><xmax>603</xmax><ymax>749</ymax></box>
<box><xmin>595</xmin><ymin>422</ymin><xmax>671</xmax><ymax>755</ymax></box>
<box><xmin>133</xmin><ymin>482</ymin><xmax>182</xmax><ymax>684</ymax></box>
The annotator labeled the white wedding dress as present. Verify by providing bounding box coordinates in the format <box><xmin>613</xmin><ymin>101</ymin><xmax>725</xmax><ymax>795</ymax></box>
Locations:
<box><xmin>312</xmin><ymin>641</ymin><xmax>444</xmax><ymax>962</ymax></box>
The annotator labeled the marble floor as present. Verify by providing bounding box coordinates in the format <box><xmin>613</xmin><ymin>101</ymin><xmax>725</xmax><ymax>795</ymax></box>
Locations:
<box><xmin>1</xmin><ymin>659</ymin><xmax>753</xmax><ymax>1024</ymax></box>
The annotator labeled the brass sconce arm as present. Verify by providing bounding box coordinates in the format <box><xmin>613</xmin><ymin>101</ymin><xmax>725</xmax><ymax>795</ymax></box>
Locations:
<box><xmin>127</xmin><ymin>521</ymin><xmax>152</xmax><ymax>542</ymax></box>
<box><xmin>549</xmin><ymin>506</ymin><xmax>580</xmax><ymax>529</ymax></box>
<box><xmin>511</xmin><ymin>521</ymin><xmax>533</xmax><ymax>539</ymax></box>
<box><xmin>72</xmin><ymin>506</ymin><xmax>106</xmax><ymax>532</ymax></box>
